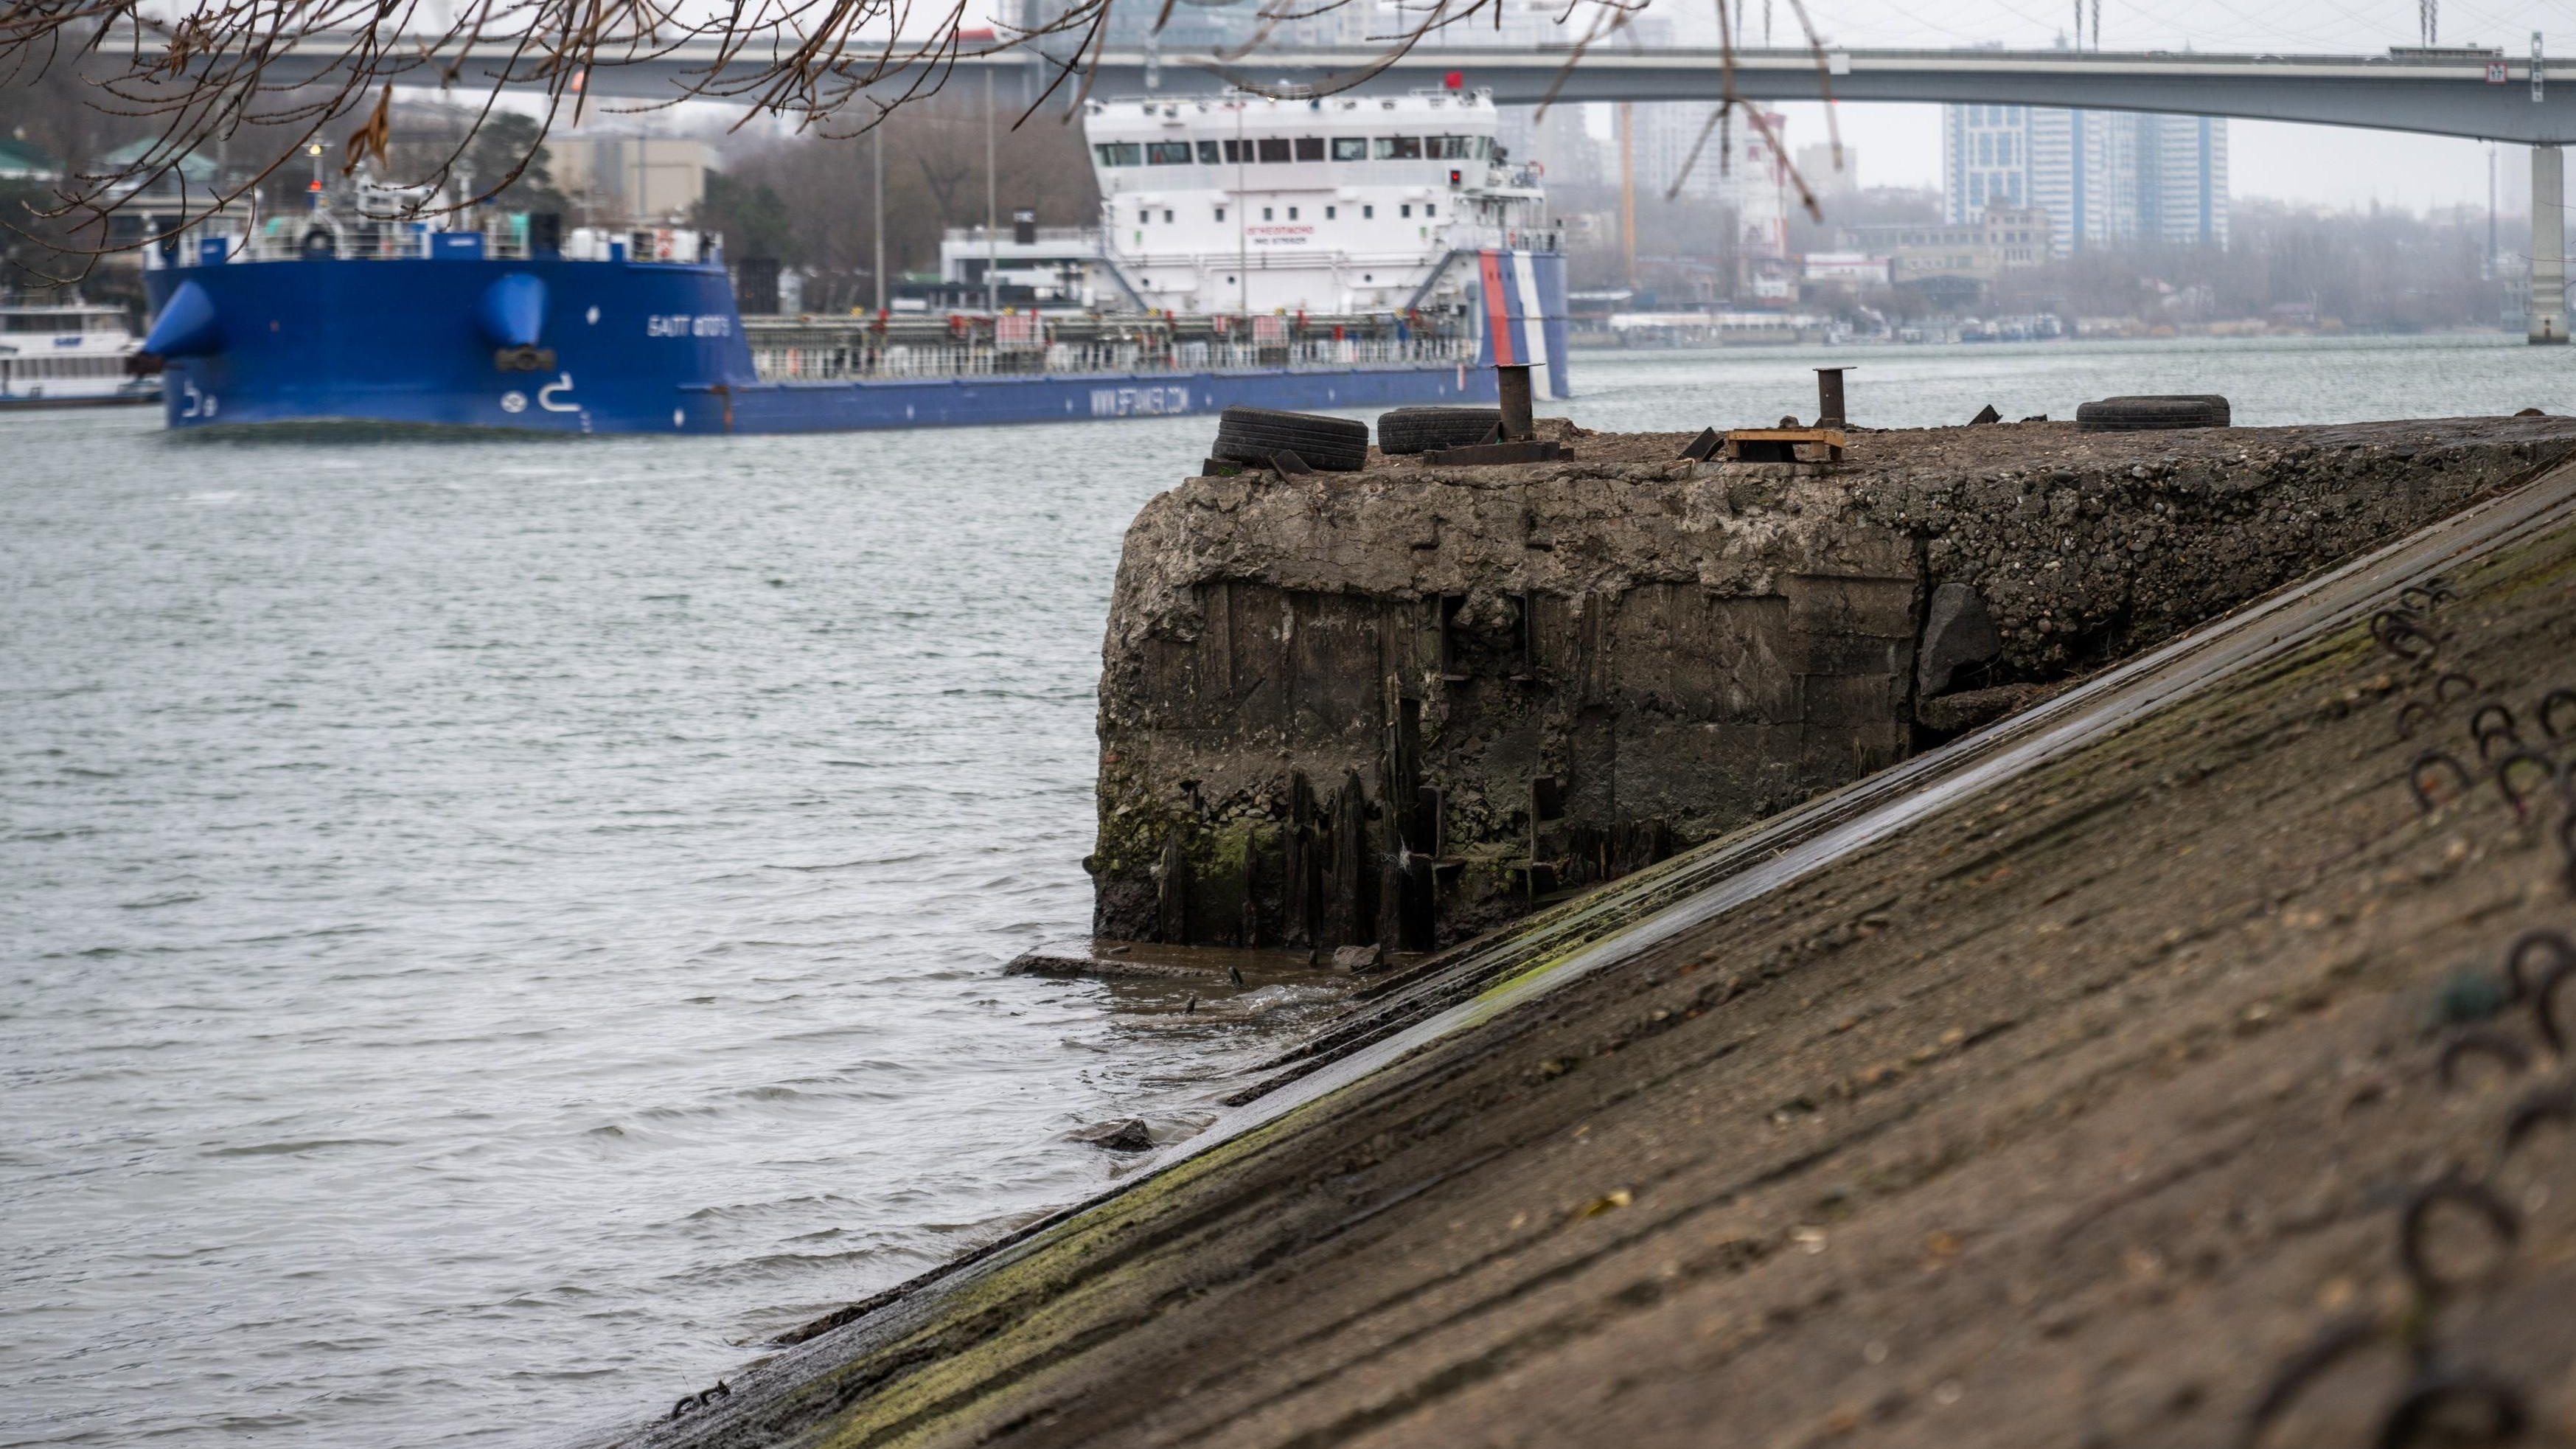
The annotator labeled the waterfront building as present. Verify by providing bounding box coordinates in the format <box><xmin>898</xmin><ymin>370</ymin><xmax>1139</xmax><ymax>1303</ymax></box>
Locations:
<box><xmin>0</xmin><ymin>136</ymin><xmax>59</xmax><ymax>181</ymax></box>
<box><xmin>1839</xmin><ymin>206</ymin><xmax>2055</xmax><ymax>302</ymax></box>
<box><xmin>1801</xmin><ymin>251</ymin><xmax>1892</xmax><ymax>287</ymax></box>
<box><xmin>1944</xmin><ymin>105</ymin><xmax>2227</xmax><ymax>254</ymax></box>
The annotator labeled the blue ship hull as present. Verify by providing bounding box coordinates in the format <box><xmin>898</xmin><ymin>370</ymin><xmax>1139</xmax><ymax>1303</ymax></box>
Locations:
<box><xmin>140</xmin><ymin>250</ymin><xmax>1562</xmax><ymax>436</ymax></box>
<box><xmin>705</xmin><ymin>364</ymin><xmax>1494</xmax><ymax>434</ymax></box>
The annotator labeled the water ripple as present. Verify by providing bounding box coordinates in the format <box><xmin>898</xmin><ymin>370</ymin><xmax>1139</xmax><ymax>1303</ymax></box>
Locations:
<box><xmin>5</xmin><ymin>335</ymin><xmax>2560</xmax><ymax>1448</ymax></box>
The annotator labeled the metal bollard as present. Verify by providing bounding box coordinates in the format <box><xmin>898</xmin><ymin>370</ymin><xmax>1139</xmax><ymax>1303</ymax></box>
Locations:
<box><xmin>1814</xmin><ymin>366</ymin><xmax>1852</xmax><ymax>428</ymax></box>
<box><xmin>1497</xmin><ymin>364</ymin><xmax>1534</xmax><ymax>440</ymax></box>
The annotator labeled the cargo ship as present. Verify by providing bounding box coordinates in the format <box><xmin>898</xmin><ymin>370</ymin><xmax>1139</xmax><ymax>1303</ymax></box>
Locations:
<box><xmin>137</xmin><ymin>88</ymin><xmax>1568</xmax><ymax>435</ymax></box>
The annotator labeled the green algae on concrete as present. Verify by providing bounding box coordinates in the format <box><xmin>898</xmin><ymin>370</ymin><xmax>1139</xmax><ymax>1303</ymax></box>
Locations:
<box><xmin>1089</xmin><ymin>415</ymin><xmax>2576</xmax><ymax>959</ymax></box>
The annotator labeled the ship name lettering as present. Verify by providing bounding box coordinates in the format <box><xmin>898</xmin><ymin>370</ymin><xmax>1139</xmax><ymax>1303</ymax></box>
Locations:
<box><xmin>1090</xmin><ymin>385</ymin><xmax>1190</xmax><ymax>418</ymax></box>
<box><xmin>647</xmin><ymin>315</ymin><xmax>734</xmax><ymax>338</ymax></box>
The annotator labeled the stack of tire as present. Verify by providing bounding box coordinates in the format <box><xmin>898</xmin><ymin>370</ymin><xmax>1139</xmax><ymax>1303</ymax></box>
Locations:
<box><xmin>1209</xmin><ymin>406</ymin><xmax>1369</xmax><ymax>472</ymax></box>
<box><xmin>2075</xmin><ymin>395</ymin><xmax>2232</xmax><ymax>432</ymax></box>
<box><xmin>1375</xmin><ymin>406</ymin><xmax>1503</xmax><ymax>454</ymax></box>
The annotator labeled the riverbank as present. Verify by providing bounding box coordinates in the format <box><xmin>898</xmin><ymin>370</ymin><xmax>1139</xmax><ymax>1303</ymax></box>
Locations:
<box><xmin>622</xmin><ymin>448</ymin><xmax>2576</xmax><ymax>1447</ymax></box>
<box><xmin>13</xmin><ymin>341</ymin><xmax>2572</xmax><ymax>1449</ymax></box>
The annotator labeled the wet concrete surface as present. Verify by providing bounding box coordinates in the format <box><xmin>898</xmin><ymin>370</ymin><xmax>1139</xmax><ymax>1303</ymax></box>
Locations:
<box><xmin>614</xmin><ymin>460</ymin><xmax>2576</xmax><ymax>1449</ymax></box>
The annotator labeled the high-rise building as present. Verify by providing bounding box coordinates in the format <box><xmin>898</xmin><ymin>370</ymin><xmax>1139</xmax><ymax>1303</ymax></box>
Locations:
<box><xmin>1943</xmin><ymin>104</ymin><xmax>2226</xmax><ymax>254</ymax></box>
<box><xmin>1796</xmin><ymin>142</ymin><xmax>1858</xmax><ymax>201</ymax></box>
<box><xmin>2139</xmin><ymin>114</ymin><xmax>2228</xmax><ymax>246</ymax></box>
<box><xmin>1635</xmin><ymin>104</ymin><xmax>1793</xmax><ymax>257</ymax></box>
<box><xmin>1494</xmin><ymin>102</ymin><xmax>1603</xmax><ymax>181</ymax></box>
<box><xmin>1944</xmin><ymin>103</ymin><xmax>2033</xmax><ymax>219</ymax></box>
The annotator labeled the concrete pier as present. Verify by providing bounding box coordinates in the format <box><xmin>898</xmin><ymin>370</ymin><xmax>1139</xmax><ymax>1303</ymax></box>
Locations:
<box><xmin>1087</xmin><ymin>414</ymin><xmax>2576</xmax><ymax>953</ymax></box>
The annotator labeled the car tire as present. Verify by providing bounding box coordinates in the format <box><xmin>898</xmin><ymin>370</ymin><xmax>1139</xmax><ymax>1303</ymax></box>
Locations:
<box><xmin>2075</xmin><ymin>395</ymin><xmax>2232</xmax><ymax>431</ymax></box>
<box><xmin>1376</xmin><ymin>406</ymin><xmax>1503</xmax><ymax>454</ymax></box>
<box><xmin>1211</xmin><ymin>406</ymin><xmax>1371</xmax><ymax>472</ymax></box>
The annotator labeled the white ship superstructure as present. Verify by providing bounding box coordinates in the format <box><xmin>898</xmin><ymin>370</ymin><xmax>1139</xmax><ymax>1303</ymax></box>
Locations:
<box><xmin>0</xmin><ymin>299</ymin><xmax>156</xmax><ymax>406</ymax></box>
<box><xmin>1083</xmin><ymin>89</ymin><xmax>1555</xmax><ymax>316</ymax></box>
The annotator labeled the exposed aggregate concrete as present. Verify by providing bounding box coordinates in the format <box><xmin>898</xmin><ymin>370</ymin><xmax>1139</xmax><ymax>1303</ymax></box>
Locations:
<box><xmin>1092</xmin><ymin>414</ymin><xmax>2576</xmax><ymax>951</ymax></box>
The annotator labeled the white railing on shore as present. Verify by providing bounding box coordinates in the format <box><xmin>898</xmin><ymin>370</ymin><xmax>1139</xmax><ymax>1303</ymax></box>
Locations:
<box><xmin>750</xmin><ymin>335</ymin><xmax>1477</xmax><ymax>382</ymax></box>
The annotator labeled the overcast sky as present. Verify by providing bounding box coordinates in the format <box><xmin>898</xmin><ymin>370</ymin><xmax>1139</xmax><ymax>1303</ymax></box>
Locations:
<box><xmin>1758</xmin><ymin>102</ymin><xmax>2513</xmax><ymax>212</ymax></box>
<box><xmin>1587</xmin><ymin>0</ymin><xmax>2565</xmax><ymax>210</ymax></box>
<box><xmin>521</xmin><ymin>0</ymin><xmax>2549</xmax><ymax>214</ymax></box>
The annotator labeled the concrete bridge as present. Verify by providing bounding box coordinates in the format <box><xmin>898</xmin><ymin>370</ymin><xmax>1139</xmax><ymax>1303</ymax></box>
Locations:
<box><xmin>210</xmin><ymin>33</ymin><xmax>2576</xmax><ymax>338</ymax></box>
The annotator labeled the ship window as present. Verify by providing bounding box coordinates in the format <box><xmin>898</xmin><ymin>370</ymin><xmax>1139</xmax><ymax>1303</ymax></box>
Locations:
<box><xmin>1146</xmin><ymin>141</ymin><xmax>1192</xmax><ymax>165</ymax></box>
<box><xmin>1374</xmin><ymin>136</ymin><xmax>1422</xmax><ymax>159</ymax></box>
<box><xmin>1257</xmin><ymin>138</ymin><xmax>1292</xmax><ymax>163</ymax></box>
<box><xmin>1362</xmin><ymin>204</ymin><xmax>1374</xmax><ymax>218</ymax></box>
<box><xmin>1399</xmin><ymin>204</ymin><xmax>1411</xmax><ymax>218</ymax></box>
<box><xmin>1325</xmin><ymin>205</ymin><xmax>1336</xmax><ymax>219</ymax></box>
<box><xmin>1262</xmin><ymin>206</ymin><xmax>1274</xmax><ymax>220</ymax></box>
<box><xmin>1139</xmin><ymin>208</ymin><xmax>1150</xmax><ymax>223</ymax></box>
<box><xmin>1164</xmin><ymin>210</ymin><xmax>1174</xmax><ymax>223</ymax></box>
<box><xmin>1287</xmin><ymin>206</ymin><xmax>1298</xmax><ymax>220</ymax></box>
<box><xmin>1430</xmin><ymin>135</ymin><xmax>1475</xmax><ymax>159</ymax></box>
<box><xmin>1331</xmin><ymin>137</ymin><xmax>1367</xmax><ymax>161</ymax></box>
<box><xmin>1295</xmin><ymin>136</ymin><xmax>1324</xmax><ymax>161</ymax></box>
<box><xmin>1214</xmin><ymin>206</ymin><xmax>1226</xmax><ymax>220</ymax></box>
<box><xmin>1093</xmin><ymin>142</ymin><xmax>1142</xmax><ymax>167</ymax></box>
<box><xmin>1424</xmin><ymin>203</ymin><xmax>1435</xmax><ymax>218</ymax></box>
<box><xmin>1198</xmin><ymin>141</ymin><xmax>1221</xmax><ymax>163</ymax></box>
<box><xmin>1222</xmin><ymin>139</ymin><xmax>1244</xmax><ymax>163</ymax></box>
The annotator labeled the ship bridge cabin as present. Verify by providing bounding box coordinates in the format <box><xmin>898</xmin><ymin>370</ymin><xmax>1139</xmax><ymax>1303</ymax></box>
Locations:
<box><xmin>1083</xmin><ymin>89</ymin><xmax>1553</xmax><ymax>316</ymax></box>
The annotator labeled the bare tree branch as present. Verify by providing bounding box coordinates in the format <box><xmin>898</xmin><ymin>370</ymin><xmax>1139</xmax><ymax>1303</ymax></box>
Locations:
<box><xmin>0</xmin><ymin>0</ymin><xmax>1840</xmax><ymax>263</ymax></box>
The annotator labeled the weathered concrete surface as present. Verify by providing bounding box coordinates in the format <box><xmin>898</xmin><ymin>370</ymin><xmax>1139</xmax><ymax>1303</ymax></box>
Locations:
<box><xmin>617</xmin><ymin>456</ymin><xmax>2576</xmax><ymax>1449</ymax></box>
<box><xmin>1091</xmin><ymin>415</ymin><xmax>2576</xmax><ymax>951</ymax></box>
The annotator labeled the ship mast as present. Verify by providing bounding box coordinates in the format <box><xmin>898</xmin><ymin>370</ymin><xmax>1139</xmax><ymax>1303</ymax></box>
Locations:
<box><xmin>1235</xmin><ymin>100</ymin><xmax>1249</xmax><ymax>322</ymax></box>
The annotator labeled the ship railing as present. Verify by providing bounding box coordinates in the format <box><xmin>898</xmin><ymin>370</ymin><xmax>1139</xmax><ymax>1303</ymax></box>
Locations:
<box><xmin>225</xmin><ymin>227</ymin><xmax>535</xmax><ymax>263</ymax></box>
<box><xmin>750</xmin><ymin>335</ymin><xmax>1477</xmax><ymax>382</ymax></box>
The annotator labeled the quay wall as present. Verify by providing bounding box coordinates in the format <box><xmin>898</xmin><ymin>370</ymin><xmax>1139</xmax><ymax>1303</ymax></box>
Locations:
<box><xmin>1090</xmin><ymin>416</ymin><xmax>2576</xmax><ymax>948</ymax></box>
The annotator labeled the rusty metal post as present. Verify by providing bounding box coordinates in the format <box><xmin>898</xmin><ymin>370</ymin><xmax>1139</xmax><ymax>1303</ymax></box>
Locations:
<box><xmin>1814</xmin><ymin>366</ymin><xmax>1851</xmax><ymax>428</ymax></box>
<box><xmin>1497</xmin><ymin>364</ymin><xmax>1534</xmax><ymax>440</ymax></box>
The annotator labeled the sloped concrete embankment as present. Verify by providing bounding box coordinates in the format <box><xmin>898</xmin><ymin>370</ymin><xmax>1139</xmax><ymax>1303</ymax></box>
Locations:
<box><xmin>627</xmin><ymin>461</ymin><xmax>2576</xmax><ymax>1448</ymax></box>
<box><xmin>1090</xmin><ymin>416</ymin><xmax>2576</xmax><ymax>953</ymax></box>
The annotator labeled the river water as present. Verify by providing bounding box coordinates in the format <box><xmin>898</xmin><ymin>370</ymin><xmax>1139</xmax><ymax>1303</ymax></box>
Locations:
<box><xmin>5</xmin><ymin>333</ymin><xmax>2569</xmax><ymax>1448</ymax></box>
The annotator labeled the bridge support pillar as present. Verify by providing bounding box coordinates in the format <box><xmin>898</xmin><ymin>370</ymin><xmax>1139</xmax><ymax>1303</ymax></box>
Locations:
<box><xmin>2534</xmin><ymin>146</ymin><xmax>2567</xmax><ymax>344</ymax></box>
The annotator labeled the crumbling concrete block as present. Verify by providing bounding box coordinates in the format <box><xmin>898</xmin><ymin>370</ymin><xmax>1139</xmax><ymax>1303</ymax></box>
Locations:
<box><xmin>1916</xmin><ymin>582</ymin><xmax>2004</xmax><ymax>698</ymax></box>
<box><xmin>1089</xmin><ymin>415</ymin><xmax>2576</xmax><ymax>950</ymax></box>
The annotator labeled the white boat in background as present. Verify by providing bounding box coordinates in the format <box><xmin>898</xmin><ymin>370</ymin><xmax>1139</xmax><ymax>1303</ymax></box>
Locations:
<box><xmin>1</xmin><ymin>297</ymin><xmax>159</xmax><ymax>409</ymax></box>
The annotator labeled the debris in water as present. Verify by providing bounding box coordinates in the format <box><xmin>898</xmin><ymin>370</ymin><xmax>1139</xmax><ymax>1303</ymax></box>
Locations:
<box><xmin>1072</xmin><ymin>1119</ymin><xmax>1154</xmax><ymax>1153</ymax></box>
